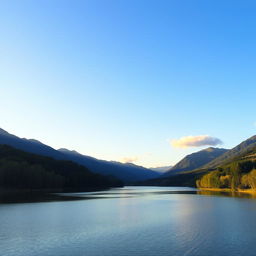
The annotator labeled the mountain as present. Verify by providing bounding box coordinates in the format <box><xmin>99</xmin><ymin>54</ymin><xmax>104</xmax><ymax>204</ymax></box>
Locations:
<box><xmin>151</xmin><ymin>166</ymin><xmax>173</xmax><ymax>173</ymax></box>
<box><xmin>142</xmin><ymin>135</ymin><xmax>256</xmax><ymax>188</ymax></box>
<box><xmin>0</xmin><ymin>128</ymin><xmax>160</xmax><ymax>183</ymax></box>
<box><xmin>203</xmin><ymin>135</ymin><xmax>256</xmax><ymax>168</ymax></box>
<box><xmin>0</xmin><ymin>128</ymin><xmax>65</xmax><ymax>160</ymax></box>
<box><xmin>0</xmin><ymin>144</ymin><xmax>122</xmax><ymax>191</ymax></box>
<box><xmin>58</xmin><ymin>148</ymin><xmax>160</xmax><ymax>182</ymax></box>
<box><xmin>163</xmin><ymin>147</ymin><xmax>228</xmax><ymax>177</ymax></box>
<box><xmin>197</xmin><ymin>138</ymin><xmax>256</xmax><ymax>190</ymax></box>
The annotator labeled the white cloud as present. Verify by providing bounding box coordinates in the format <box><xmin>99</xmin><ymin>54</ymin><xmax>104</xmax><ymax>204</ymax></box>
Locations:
<box><xmin>171</xmin><ymin>135</ymin><xmax>223</xmax><ymax>148</ymax></box>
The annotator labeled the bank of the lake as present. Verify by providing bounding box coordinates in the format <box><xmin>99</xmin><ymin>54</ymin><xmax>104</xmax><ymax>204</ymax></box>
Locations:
<box><xmin>199</xmin><ymin>187</ymin><xmax>256</xmax><ymax>196</ymax></box>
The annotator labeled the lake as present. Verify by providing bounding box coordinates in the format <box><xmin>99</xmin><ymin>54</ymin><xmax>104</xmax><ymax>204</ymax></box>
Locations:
<box><xmin>1</xmin><ymin>186</ymin><xmax>256</xmax><ymax>256</ymax></box>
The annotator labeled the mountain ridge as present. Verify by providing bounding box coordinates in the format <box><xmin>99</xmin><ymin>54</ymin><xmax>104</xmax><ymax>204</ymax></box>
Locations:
<box><xmin>140</xmin><ymin>135</ymin><xmax>256</xmax><ymax>188</ymax></box>
<box><xmin>58</xmin><ymin>148</ymin><xmax>159</xmax><ymax>182</ymax></box>
<box><xmin>0</xmin><ymin>144</ymin><xmax>122</xmax><ymax>191</ymax></box>
<box><xmin>163</xmin><ymin>147</ymin><xmax>228</xmax><ymax>177</ymax></box>
<box><xmin>203</xmin><ymin>135</ymin><xmax>256</xmax><ymax>168</ymax></box>
<box><xmin>0</xmin><ymin>128</ymin><xmax>159</xmax><ymax>183</ymax></box>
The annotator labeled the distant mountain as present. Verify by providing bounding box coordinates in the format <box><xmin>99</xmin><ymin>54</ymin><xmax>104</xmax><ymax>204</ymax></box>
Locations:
<box><xmin>203</xmin><ymin>135</ymin><xmax>256</xmax><ymax>168</ymax></box>
<box><xmin>0</xmin><ymin>144</ymin><xmax>122</xmax><ymax>191</ymax></box>
<box><xmin>151</xmin><ymin>166</ymin><xmax>173</xmax><ymax>173</ymax></box>
<box><xmin>141</xmin><ymin>135</ymin><xmax>256</xmax><ymax>188</ymax></box>
<box><xmin>58</xmin><ymin>148</ymin><xmax>160</xmax><ymax>182</ymax></box>
<box><xmin>0</xmin><ymin>128</ymin><xmax>160</xmax><ymax>183</ymax></box>
<box><xmin>163</xmin><ymin>147</ymin><xmax>228</xmax><ymax>177</ymax></box>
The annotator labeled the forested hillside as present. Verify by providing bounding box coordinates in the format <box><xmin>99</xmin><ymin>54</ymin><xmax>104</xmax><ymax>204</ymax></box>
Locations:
<box><xmin>139</xmin><ymin>136</ymin><xmax>256</xmax><ymax>190</ymax></box>
<box><xmin>0</xmin><ymin>128</ymin><xmax>159</xmax><ymax>183</ymax></box>
<box><xmin>197</xmin><ymin>145</ymin><xmax>256</xmax><ymax>190</ymax></box>
<box><xmin>0</xmin><ymin>145</ymin><xmax>123</xmax><ymax>191</ymax></box>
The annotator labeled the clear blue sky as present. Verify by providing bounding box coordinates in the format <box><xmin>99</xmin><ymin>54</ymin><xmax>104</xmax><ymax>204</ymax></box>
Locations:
<box><xmin>1</xmin><ymin>0</ymin><xmax>256</xmax><ymax>167</ymax></box>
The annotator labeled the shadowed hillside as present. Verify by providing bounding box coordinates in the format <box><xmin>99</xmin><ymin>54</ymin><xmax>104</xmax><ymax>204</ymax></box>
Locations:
<box><xmin>0</xmin><ymin>128</ymin><xmax>159</xmax><ymax>183</ymax></box>
<box><xmin>58</xmin><ymin>148</ymin><xmax>160</xmax><ymax>183</ymax></box>
<box><xmin>0</xmin><ymin>145</ymin><xmax>123</xmax><ymax>191</ymax></box>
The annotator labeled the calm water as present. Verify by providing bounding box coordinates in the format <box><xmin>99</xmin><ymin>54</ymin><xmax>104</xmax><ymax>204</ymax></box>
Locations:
<box><xmin>1</xmin><ymin>186</ymin><xmax>256</xmax><ymax>256</ymax></box>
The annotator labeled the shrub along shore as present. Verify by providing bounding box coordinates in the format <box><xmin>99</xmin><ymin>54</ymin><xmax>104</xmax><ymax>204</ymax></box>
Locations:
<box><xmin>196</xmin><ymin>160</ymin><xmax>256</xmax><ymax>191</ymax></box>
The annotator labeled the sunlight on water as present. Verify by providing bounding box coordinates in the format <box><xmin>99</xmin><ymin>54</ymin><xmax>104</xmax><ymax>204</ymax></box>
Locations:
<box><xmin>1</xmin><ymin>186</ymin><xmax>256</xmax><ymax>256</ymax></box>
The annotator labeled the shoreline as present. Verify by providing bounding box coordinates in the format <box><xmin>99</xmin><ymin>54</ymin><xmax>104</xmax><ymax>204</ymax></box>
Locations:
<box><xmin>198</xmin><ymin>188</ymin><xmax>256</xmax><ymax>195</ymax></box>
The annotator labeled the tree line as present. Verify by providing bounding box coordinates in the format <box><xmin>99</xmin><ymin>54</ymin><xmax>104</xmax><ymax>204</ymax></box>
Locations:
<box><xmin>196</xmin><ymin>160</ymin><xmax>256</xmax><ymax>190</ymax></box>
<box><xmin>0</xmin><ymin>145</ymin><xmax>123</xmax><ymax>191</ymax></box>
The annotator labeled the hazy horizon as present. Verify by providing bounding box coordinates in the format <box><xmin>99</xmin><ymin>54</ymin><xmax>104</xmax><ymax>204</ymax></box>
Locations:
<box><xmin>1</xmin><ymin>0</ymin><xmax>256</xmax><ymax>168</ymax></box>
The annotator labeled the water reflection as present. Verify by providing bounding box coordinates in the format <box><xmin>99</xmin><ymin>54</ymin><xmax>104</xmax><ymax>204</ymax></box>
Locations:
<box><xmin>0</xmin><ymin>187</ymin><xmax>197</xmax><ymax>204</ymax></box>
<box><xmin>2</xmin><ymin>187</ymin><xmax>256</xmax><ymax>204</ymax></box>
<box><xmin>0</xmin><ymin>191</ymin><xmax>84</xmax><ymax>204</ymax></box>
<box><xmin>1</xmin><ymin>186</ymin><xmax>256</xmax><ymax>256</ymax></box>
<box><xmin>197</xmin><ymin>190</ymin><xmax>256</xmax><ymax>199</ymax></box>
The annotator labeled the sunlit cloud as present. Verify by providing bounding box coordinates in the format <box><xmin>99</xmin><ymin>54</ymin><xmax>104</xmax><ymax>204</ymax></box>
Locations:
<box><xmin>171</xmin><ymin>135</ymin><xmax>223</xmax><ymax>148</ymax></box>
<box><xmin>120</xmin><ymin>156</ymin><xmax>139</xmax><ymax>164</ymax></box>
<box><xmin>120</xmin><ymin>153</ymin><xmax>152</xmax><ymax>165</ymax></box>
